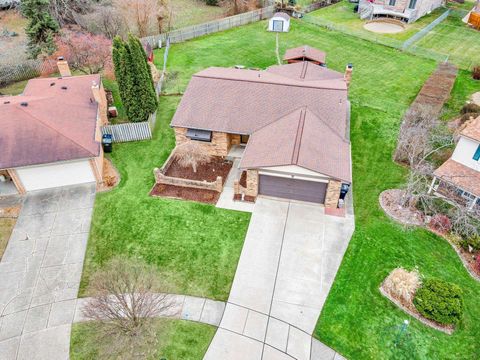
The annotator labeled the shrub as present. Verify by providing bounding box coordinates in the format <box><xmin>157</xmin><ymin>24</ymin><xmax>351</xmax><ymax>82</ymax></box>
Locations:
<box><xmin>413</xmin><ymin>278</ymin><xmax>463</xmax><ymax>325</ymax></box>
<box><xmin>460</xmin><ymin>102</ymin><xmax>480</xmax><ymax>114</ymax></box>
<box><xmin>206</xmin><ymin>0</ymin><xmax>218</xmax><ymax>5</ymax></box>
<box><xmin>476</xmin><ymin>256</ymin><xmax>480</xmax><ymax>272</ymax></box>
<box><xmin>429</xmin><ymin>214</ymin><xmax>452</xmax><ymax>234</ymax></box>
<box><xmin>383</xmin><ymin>268</ymin><xmax>421</xmax><ymax>303</ymax></box>
<box><xmin>473</xmin><ymin>66</ymin><xmax>480</xmax><ymax>81</ymax></box>
<box><xmin>460</xmin><ymin>235</ymin><xmax>480</xmax><ymax>252</ymax></box>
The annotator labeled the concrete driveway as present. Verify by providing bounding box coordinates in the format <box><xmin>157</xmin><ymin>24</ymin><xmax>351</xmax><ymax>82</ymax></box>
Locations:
<box><xmin>205</xmin><ymin>197</ymin><xmax>354</xmax><ymax>360</ymax></box>
<box><xmin>0</xmin><ymin>184</ymin><xmax>95</xmax><ymax>360</ymax></box>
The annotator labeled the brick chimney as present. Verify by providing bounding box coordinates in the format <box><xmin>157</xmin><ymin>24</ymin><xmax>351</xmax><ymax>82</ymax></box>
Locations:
<box><xmin>344</xmin><ymin>63</ymin><xmax>353</xmax><ymax>86</ymax></box>
<box><xmin>56</xmin><ymin>56</ymin><xmax>72</xmax><ymax>77</ymax></box>
<box><xmin>91</xmin><ymin>81</ymin><xmax>101</xmax><ymax>103</ymax></box>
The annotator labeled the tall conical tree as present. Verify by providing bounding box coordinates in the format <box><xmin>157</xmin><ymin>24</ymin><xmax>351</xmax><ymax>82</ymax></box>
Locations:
<box><xmin>21</xmin><ymin>0</ymin><xmax>59</xmax><ymax>59</ymax></box>
<box><xmin>112</xmin><ymin>36</ymin><xmax>133</xmax><ymax>120</ymax></box>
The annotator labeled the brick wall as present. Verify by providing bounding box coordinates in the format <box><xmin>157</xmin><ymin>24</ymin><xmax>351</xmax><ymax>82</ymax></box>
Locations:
<box><xmin>325</xmin><ymin>180</ymin><xmax>341</xmax><ymax>208</ymax></box>
<box><xmin>174</xmin><ymin>127</ymin><xmax>231</xmax><ymax>157</ymax></box>
<box><xmin>246</xmin><ymin>169</ymin><xmax>259</xmax><ymax>198</ymax></box>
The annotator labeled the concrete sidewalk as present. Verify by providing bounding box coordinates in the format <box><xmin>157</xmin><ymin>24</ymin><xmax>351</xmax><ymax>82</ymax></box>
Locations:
<box><xmin>205</xmin><ymin>197</ymin><xmax>354</xmax><ymax>360</ymax></box>
<box><xmin>0</xmin><ymin>184</ymin><xmax>96</xmax><ymax>360</ymax></box>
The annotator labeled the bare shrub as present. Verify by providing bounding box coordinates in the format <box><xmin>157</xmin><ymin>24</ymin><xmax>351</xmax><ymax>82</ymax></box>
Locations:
<box><xmin>82</xmin><ymin>256</ymin><xmax>174</xmax><ymax>359</ymax></box>
<box><xmin>473</xmin><ymin>66</ymin><xmax>480</xmax><ymax>81</ymax></box>
<box><xmin>219</xmin><ymin>0</ymin><xmax>258</xmax><ymax>15</ymax></box>
<box><xmin>429</xmin><ymin>214</ymin><xmax>452</xmax><ymax>234</ymax></box>
<box><xmin>174</xmin><ymin>141</ymin><xmax>212</xmax><ymax>173</ymax></box>
<box><xmin>383</xmin><ymin>268</ymin><xmax>422</xmax><ymax>304</ymax></box>
<box><xmin>74</xmin><ymin>4</ymin><xmax>127</xmax><ymax>39</ymax></box>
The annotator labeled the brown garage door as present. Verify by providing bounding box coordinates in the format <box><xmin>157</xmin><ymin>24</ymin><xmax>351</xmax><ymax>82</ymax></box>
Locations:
<box><xmin>259</xmin><ymin>175</ymin><xmax>327</xmax><ymax>203</ymax></box>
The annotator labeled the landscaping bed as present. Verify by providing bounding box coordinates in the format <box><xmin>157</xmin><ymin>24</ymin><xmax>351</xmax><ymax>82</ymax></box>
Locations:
<box><xmin>150</xmin><ymin>183</ymin><xmax>220</xmax><ymax>204</ymax></box>
<box><xmin>97</xmin><ymin>158</ymin><xmax>120</xmax><ymax>193</ymax></box>
<box><xmin>380</xmin><ymin>189</ymin><xmax>424</xmax><ymax>226</ymax></box>
<box><xmin>165</xmin><ymin>156</ymin><xmax>232</xmax><ymax>183</ymax></box>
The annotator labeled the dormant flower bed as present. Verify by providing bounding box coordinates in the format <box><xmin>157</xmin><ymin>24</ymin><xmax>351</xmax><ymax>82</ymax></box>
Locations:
<box><xmin>380</xmin><ymin>189</ymin><xmax>480</xmax><ymax>283</ymax></box>
<box><xmin>379</xmin><ymin>283</ymin><xmax>454</xmax><ymax>335</ymax></box>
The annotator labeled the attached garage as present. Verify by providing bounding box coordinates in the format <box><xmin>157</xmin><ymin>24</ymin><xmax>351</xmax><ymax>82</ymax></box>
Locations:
<box><xmin>16</xmin><ymin>160</ymin><xmax>96</xmax><ymax>192</ymax></box>
<box><xmin>259</xmin><ymin>175</ymin><xmax>327</xmax><ymax>204</ymax></box>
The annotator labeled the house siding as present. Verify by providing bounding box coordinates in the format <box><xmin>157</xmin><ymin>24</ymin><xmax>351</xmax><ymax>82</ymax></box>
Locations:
<box><xmin>174</xmin><ymin>127</ymin><xmax>232</xmax><ymax>157</ymax></box>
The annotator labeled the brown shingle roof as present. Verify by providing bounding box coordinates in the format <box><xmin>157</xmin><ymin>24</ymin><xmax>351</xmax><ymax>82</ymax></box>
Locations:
<box><xmin>283</xmin><ymin>46</ymin><xmax>326</xmax><ymax>64</ymax></box>
<box><xmin>0</xmin><ymin>74</ymin><xmax>101</xmax><ymax>169</ymax></box>
<box><xmin>170</xmin><ymin>62</ymin><xmax>348</xmax><ymax>137</ymax></box>
<box><xmin>460</xmin><ymin>115</ymin><xmax>480</xmax><ymax>142</ymax></box>
<box><xmin>240</xmin><ymin>108</ymin><xmax>351</xmax><ymax>183</ymax></box>
<box><xmin>434</xmin><ymin>159</ymin><xmax>480</xmax><ymax>196</ymax></box>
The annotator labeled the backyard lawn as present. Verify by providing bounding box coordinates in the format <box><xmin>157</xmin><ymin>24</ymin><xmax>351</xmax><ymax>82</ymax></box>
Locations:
<box><xmin>415</xmin><ymin>10</ymin><xmax>480</xmax><ymax>70</ymax></box>
<box><xmin>307</xmin><ymin>0</ymin><xmax>446</xmax><ymax>41</ymax></box>
<box><xmin>70</xmin><ymin>319</ymin><xmax>215</xmax><ymax>360</ymax></box>
<box><xmin>152</xmin><ymin>18</ymin><xmax>480</xmax><ymax>359</ymax></box>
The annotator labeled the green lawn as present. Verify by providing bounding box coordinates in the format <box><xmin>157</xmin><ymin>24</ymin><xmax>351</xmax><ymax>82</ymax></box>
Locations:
<box><xmin>308</xmin><ymin>0</ymin><xmax>446</xmax><ymax>41</ymax></box>
<box><xmin>102</xmin><ymin>78</ymin><xmax>128</xmax><ymax>123</ymax></box>
<box><xmin>70</xmin><ymin>319</ymin><xmax>216</xmax><ymax>360</ymax></box>
<box><xmin>152</xmin><ymin>19</ymin><xmax>480</xmax><ymax>359</ymax></box>
<box><xmin>415</xmin><ymin>11</ymin><xmax>480</xmax><ymax>70</ymax></box>
<box><xmin>170</xmin><ymin>0</ymin><xmax>226</xmax><ymax>30</ymax></box>
<box><xmin>79</xmin><ymin>95</ymin><xmax>251</xmax><ymax>301</ymax></box>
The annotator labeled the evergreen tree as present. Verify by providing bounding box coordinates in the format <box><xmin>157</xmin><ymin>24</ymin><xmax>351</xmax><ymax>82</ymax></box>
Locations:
<box><xmin>112</xmin><ymin>35</ymin><xmax>158</xmax><ymax>123</ymax></box>
<box><xmin>21</xmin><ymin>0</ymin><xmax>59</xmax><ymax>59</ymax></box>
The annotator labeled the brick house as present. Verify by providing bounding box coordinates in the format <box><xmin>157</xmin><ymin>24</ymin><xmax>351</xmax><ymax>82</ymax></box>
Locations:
<box><xmin>429</xmin><ymin>116</ymin><xmax>480</xmax><ymax>213</ymax></box>
<box><xmin>170</xmin><ymin>53</ymin><xmax>353</xmax><ymax>208</ymax></box>
<box><xmin>0</xmin><ymin>60</ymin><xmax>107</xmax><ymax>194</ymax></box>
<box><xmin>358</xmin><ymin>0</ymin><xmax>444</xmax><ymax>23</ymax></box>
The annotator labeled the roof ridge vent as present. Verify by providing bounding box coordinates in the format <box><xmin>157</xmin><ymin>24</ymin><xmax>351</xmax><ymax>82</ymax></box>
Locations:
<box><xmin>20</xmin><ymin>102</ymin><xmax>28</xmax><ymax>107</ymax></box>
<box><xmin>61</xmin><ymin>86</ymin><xmax>68</xmax><ymax>90</ymax></box>
<box><xmin>3</xmin><ymin>101</ymin><xmax>10</xmax><ymax>104</ymax></box>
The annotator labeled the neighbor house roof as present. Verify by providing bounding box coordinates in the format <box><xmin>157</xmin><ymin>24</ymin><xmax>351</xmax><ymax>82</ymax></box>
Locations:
<box><xmin>240</xmin><ymin>107</ymin><xmax>351</xmax><ymax>182</ymax></box>
<box><xmin>0</xmin><ymin>74</ymin><xmax>101</xmax><ymax>169</ymax></box>
<box><xmin>170</xmin><ymin>62</ymin><xmax>348</xmax><ymax>137</ymax></box>
<box><xmin>283</xmin><ymin>46</ymin><xmax>326</xmax><ymax>64</ymax></box>
<box><xmin>460</xmin><ymin>115</ymin><xmax>480</xmax><ymax>142</ymax></box>
<box><xmin>434</xmin><ymin>159</ymin><xmax>480</xmax><ymax>197</ymax></box>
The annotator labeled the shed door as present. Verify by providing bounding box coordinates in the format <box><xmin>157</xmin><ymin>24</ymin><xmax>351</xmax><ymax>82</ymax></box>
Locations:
<box><xmin>259</xmin><ymin>175</ymin><xmax>327</xmax><ymax>204</ymax></box>
<box><xmin>272</xmin><ymin>20</ymin><xmax>284</xmax><ymax>32</ymax></box>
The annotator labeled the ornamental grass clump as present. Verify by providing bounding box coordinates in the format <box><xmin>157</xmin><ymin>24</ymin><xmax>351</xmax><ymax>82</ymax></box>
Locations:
<box><xmin>413</xmin><ymin>278</ymin><xmax>463</xmax><ymax>325</ymax></box>
<box><xmin>383</xmin><ymin>268</ymin><xmax>421</xmax><ymax>304</ymax></box>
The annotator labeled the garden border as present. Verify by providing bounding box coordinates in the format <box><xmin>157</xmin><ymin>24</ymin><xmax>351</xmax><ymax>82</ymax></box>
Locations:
<box><xmin>379</xmin><ymin>285</ymin><xmax>454</xmax><ymax>334</ymax></box>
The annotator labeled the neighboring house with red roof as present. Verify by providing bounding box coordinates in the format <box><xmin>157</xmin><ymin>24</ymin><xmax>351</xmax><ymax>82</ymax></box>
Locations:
<box><xmin>429</xmin><ymin>116</ymin><xmax>480</xmax><ymax>212</ymax></box>
<box><xmin>0</xmin><ymin>60</ymin><xmax>107</xmax><ymax>194</ymax></box>
<box><xmin>171</xmin><ymin>51</ymin><xmax>353</xmax><ymax>208</ymax></box>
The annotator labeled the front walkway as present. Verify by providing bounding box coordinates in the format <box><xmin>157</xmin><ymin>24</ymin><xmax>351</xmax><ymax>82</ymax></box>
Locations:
<box><xmin>205</xmin><ymin>198</ymin><xmax>355</xmax><ymax>360</ymax></box>
<box><xmin>0</xmin><ymin>184</ymin><xmax>95</xmax><ymax>360</ymax></box>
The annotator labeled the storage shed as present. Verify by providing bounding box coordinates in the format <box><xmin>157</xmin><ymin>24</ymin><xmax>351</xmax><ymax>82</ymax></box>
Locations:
<box><xmin>268</xmin><ymin>12</ymin><xmax>290</xmax><ymax>32</ymax></box>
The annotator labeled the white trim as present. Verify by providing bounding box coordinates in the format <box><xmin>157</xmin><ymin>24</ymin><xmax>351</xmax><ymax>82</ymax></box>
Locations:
<box><xmin>259</xmin><ymin>166</ymin><xmax>330</xmax><ymax>183</ymax></box>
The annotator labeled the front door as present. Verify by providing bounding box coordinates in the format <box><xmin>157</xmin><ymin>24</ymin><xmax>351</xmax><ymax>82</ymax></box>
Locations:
<box><xmin>240</xmin><ymin>135</ymin><xmax>249</xmax><ymax>144</ymax></box>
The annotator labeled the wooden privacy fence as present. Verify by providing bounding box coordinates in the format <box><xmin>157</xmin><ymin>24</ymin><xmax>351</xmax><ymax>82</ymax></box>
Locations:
<box><xmin>101</xmin><ymin>112</ymin><xmax>156</xmax><ymax>142</ymax></box>
<box><xmin>142</xmin><ymin>6</ymin><xmax>275</xmax><ymax>49</ymax></box>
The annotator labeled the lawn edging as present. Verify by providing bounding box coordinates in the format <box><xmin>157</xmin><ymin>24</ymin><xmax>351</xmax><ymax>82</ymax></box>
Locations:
<box><xmin>379</xmin><ymin>285</ymin><xmax>454</xmax><ymax>335</ymax></box>
<box><xmin>380</xmin><ymin>189</ymin><xmax>480</xmax><ymax>283</ymax></box>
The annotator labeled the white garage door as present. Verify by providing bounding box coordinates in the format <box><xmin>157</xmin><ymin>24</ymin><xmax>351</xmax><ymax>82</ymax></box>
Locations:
<box><xmin>16</xmin><ymin>160</ymin><xmax>96</xmax><ymax>191</ymax></box>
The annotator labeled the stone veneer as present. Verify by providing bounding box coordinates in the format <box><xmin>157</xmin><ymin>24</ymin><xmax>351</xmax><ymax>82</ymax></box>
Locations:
<box><xmin>325</xmin><ymin>180</ymin><xmax>341</xmax><ymax>208</ymax></box>
<box><xmin>245</xmin><ymin>169</ymin><xmax>259</xmax><ymax>199</ymax></box>
<box><xmin>174</xmin><ymin>127</ymin><xmax>232</xmax><ymax>157</ymax></box>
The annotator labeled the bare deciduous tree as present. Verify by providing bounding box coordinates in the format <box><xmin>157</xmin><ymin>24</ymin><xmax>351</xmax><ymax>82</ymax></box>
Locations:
<box><xmin>74</xmin><ymin>4</ymin><xmax>127</xmax><ymax>39</ymax></box>
<box><xmin>114</xmin><ymin>0</ymin><xmax>170</xmax><ymax>37</ymax></box>
<box><xmin>219</xmin><ymin>0</ymin><xmax>257</xmax><ymax>15</ymax></box>
<box><xmin>174</xmin><ymin>141</ymin><xmax>212</xmax><ymax>173</ymax></box>
<box><xmin>82</xmin><ymin>257</ymin><xmax>175</xmax><ymax>359</ymax></box>
<box><xmin>49</xmin><ymin>0</ymin><xmax>93</xmax><ymax>26</ymax></box>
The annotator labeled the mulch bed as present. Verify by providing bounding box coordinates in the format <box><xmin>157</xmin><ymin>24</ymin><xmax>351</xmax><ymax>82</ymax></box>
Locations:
<box><xmin>165</xmin><ymin>156</ymin><xmax>232</xmax><ymax>184</ymax></box>
<box><xmin>379</xmin><ymin>284</ymin><xmax>454</xmax><ymax>335</ymax></box>
<box><xmin>150</xmin><ymin>184</ymin><xmax>220</xmax><ymax>204</ymax></box>
<box><xmin>379</xmin><ymin>189</ymin><xmax>424</xmax><ymax>226</ymax></box>
<box><xmin>239</xmin><ymin>171</ymin><xmax>247</xmax><ymax>188</ymax></box>
<box><xmin>97</xmin><ymin>158</ymin><xmax>120</xmax><ymax>193</ymax></box>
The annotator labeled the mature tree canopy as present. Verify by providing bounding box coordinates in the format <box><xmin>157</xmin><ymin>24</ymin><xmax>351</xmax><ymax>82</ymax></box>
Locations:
<box><xmin>21</xmin><ymin>0</ymin><xmax>60</xmax><ymax>59</ymax></box>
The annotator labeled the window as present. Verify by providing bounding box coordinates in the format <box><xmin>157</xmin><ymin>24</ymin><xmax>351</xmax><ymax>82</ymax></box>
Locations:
<box><xmin>456</xmin><ymin>188</ymin><xmax>475</xmax><ymax>201</ymax></box>
<box><xmin>272</xmin><ymin>20</ymin><xmax>284</xmax><ymax>32</ymax></box>
<box><xmin>186</xmin><ymin>128</ymin><xmax>212</xmax><ymax>142</ymax></box>
<box><xmin>408</xmin><ymin>0</ymin><xmax>417</xmax><ymax>9</ymax></box>
<box><xmin>389</xmin><ymin>0</ymin><xmax>396</xmax><ymax>5</ymax></box>
<box><xmin>473</xmin><ymin>145</ymin><xmax>480</xmax><ymax>161</ymax></box>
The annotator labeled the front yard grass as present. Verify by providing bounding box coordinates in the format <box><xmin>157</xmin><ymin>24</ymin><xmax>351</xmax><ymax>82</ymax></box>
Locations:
<box><xmin>79</xmin><ymin>96</ymin><xmax>251</xmax><ymax>301</ymax></box>
<box><xmin>70</xmin><ymin>319</ymin><xmax>216</xmax><ymax>360</ymax></box>
<box><xmin>152</xmin><ymin>18</ymin><xmax>480</xmax><ymax>359</ymax></box>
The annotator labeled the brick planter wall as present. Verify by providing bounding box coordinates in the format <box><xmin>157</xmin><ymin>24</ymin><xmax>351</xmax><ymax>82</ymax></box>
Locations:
<box><xmin>153</xmin><ymin>168</ymin><xmax>223</xmax><ymax>192</ymax></box>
